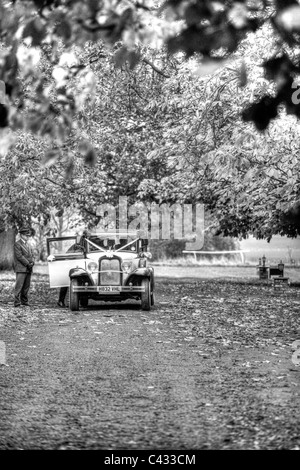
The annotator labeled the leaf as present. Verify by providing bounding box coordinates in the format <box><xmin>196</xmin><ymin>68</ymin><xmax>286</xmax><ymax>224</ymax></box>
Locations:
<box><xmin>228</xmin><ymin>3</ymin><xmax>249</xmax><ymax>29</ymax></box>
<box><xmin>127</xmin><ymin>50</ymin><xmax>141</xmax><ymax>70</ymax></box>
<box><xmin>192</xmin><ymin>59</ymin><xmax>227</xmax><ymax>77</ymax></box>
<box><xmin>0</xmin><ymin>341</ymin><xmax>6</xmax><ymax>365</ymax></box>
<box><xmin>54</xmin><ymin>18</ymin><xmax>72</xmax><ymax>41</ymax></box>
<box><xmin>33</xmin><ymin>0</ymin><xmax>55</xmax><ymax>8</ymax></box>
<box><xmin>113</xmin><ymin>46</ymin><xmax>128</xmax><ymax>68</ymax></box>
<box><xmin>52</xmin><ymin>67</ymin><xmax>69</xmax><ymax>87</ymax></box>
<box><xmin>291</xmin><ymin>340</ymin><xmax>300</xmax><ymax>350</ymax></box>
<box><xmin>0</xmin><ymin>104</ymin><xmax>8</xmax><ymax>128</ymax></box>
<box><xmin>55</xmin><ymin>208</ymin><xmax>64</xmax><ymax>217</ymax></box>
<box><xmin>277</xmin><ymin>6</ymin><xmax>300</xmax><ymax>32</ymax></box>
<box><xmin>84</xmin><ymin>148</ymin><xmax>97</xmax><ymax>167</ymax></box>
<box><xmin>23</xmin><ymin>17</ymin><xmax>45</xmax><ymax>46</ymax></box>
<box><xmin>239</xmin><ymin>61</ymin><xmax>247</xmax><ymax>88</ymax></box>
<box><xmin>291</xmin><ymin>349</ymin><xmax>300</xmax><ymax>366</ymax></box>
<box><xmin>26</xmin><ymin>116</ymin><xmax>43</xmax><ymax>133</ymax></box>
<box><xmin>114</xmin><ymin>46</ymin><xmax>140</xmax><ymax>70</ymax></box>
<box><xmin>78</xmin><ymin>140</ymin><xmax>97</xmax><ymax>167</ymax></box>
<box><xmin>42</xmin><ymin>149</ymin><xmax>60</xmax><ymax>167</ymax></box>
<box><xmin>65</xmin><ymin>159</ymin><xmax>74</xmax><ymax>180</ymax></box>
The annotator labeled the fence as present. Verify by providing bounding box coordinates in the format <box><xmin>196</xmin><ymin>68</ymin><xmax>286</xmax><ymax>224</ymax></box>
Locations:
<box><xmin>182</xmin><ymin>250</ymin><xmax>250</xmax><ymax>264</ymax></box>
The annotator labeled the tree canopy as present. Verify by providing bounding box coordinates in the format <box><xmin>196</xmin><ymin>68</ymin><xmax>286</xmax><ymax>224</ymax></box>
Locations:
<box><xmin>1</xmin><ymin>1</ymin><xmax>300</xmax><ymax>150</ymax></box>
<box><xmin>0</xmin><ymin>0</ymin><xmax>300</xmax><ymax>240</ymax></box>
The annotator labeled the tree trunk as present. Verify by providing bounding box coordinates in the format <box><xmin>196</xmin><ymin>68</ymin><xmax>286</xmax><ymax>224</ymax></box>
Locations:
<box><xmin>0</xmin><ymin>229</ymin><xmax>16</xmax><ymax>270</ymax></box>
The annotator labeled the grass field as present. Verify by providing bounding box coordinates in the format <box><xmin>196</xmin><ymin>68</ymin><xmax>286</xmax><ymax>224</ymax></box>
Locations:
<box><xmin>152</xmin><ymin>265</ymin><xmax>300</xmax><ymax>283</ymax></box>
<box><xmin>2</xmin><ymin>264</ymin><xmax>300</xmax><ymax>283</ymax></box>
<box><xmin>155</xmin><ymin>235</ymin><xmax>300</xmax><ymax>267</ymax></box>
<box><xmin>239</xmin><ymin>235</ymin><xmax>300</xmax><ymax>265</ymax></box>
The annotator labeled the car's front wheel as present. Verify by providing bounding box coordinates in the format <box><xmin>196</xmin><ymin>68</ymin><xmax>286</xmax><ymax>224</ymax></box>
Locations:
<box><xmin>69</xmin><ymin>278</ymin><xmax>79</xmax><ymax>311</ymax></box>
<box><xmin>141</xmin><ymin>278</ymin><xmax>151</xmax><ymax>311</ymax></box>
<box><xmin>151</xmin><ymin>290</ymin><xmax>155</xmax><ymax>306</ymax></box>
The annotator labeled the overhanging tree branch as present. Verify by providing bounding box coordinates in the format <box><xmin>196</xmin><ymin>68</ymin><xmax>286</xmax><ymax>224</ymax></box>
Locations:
<box><xmin>142</xmin><ymin>58</ymin><xmax>170</xmax><ymax>78</ymax></box>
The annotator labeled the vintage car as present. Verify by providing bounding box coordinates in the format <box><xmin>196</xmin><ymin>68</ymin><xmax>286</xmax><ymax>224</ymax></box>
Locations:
<box><xmin>46</xmin><ymin>231</ymin><xmax>155</xmax><ymax>311</ymax></box>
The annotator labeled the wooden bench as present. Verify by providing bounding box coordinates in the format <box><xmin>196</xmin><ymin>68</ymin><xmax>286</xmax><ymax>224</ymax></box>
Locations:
<box><xmin>269</xmin><ymin>263</ymin><xmax>284</xmax><ymax>278</ymax></box>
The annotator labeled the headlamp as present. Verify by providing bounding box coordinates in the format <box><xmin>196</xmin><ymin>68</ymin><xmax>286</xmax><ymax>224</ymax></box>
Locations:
<box><xmin>87</xmin><ymin>261</ymin><xmax>97</xmax><ymax>272</ymax></box>
<box><xmin>121</xmin><ymin>261</ymin><xmax>133</xmax><ymax>274</ymax></box>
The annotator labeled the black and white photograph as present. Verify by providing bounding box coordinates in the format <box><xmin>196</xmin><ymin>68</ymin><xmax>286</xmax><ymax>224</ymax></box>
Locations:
<box><xmin>0</xmin><ymin>0</ymin><xmax>300</xmax><ymax>455</ymax></box>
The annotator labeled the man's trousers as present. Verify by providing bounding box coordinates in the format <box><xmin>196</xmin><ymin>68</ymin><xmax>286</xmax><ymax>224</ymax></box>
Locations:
<box><xmin>14</xmin><ymin>272</ymin><xmax>31</xmax><ymax>306</ymax></box>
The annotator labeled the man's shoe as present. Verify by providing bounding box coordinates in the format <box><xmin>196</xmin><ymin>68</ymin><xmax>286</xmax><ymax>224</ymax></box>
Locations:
<box><xmin>21</xmin><ymin>303</ymin><xmax>30</xmax><ymax>307</ymax></box>
<box><xmin>57</xmin><ymin>301</ymin><xmax>66</xmax><ymax>308</ymax></box>
<box><xmin>14</xmin><ymin>304</ymin><xmax>21</xmax><ymax>308</ymax></box>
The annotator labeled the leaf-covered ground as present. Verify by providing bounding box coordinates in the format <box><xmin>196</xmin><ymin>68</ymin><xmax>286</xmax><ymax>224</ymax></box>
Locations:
<box><xmin>0</xmin><ymin>270</ymin><xmax>300</xmax><ymax>450</ymax></box>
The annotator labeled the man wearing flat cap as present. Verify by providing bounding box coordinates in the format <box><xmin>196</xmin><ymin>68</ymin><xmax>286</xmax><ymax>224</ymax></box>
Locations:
<box><xmin>14</xmin><ymin>228</ymin><xmax>35</xmax><ymax>308</ymax></box>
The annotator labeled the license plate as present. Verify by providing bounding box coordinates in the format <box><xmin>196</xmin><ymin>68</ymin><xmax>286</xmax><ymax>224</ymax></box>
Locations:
<box><xmin>97</xmin><ymin>286</ymin><xmax>120</xmax><ymax>292</ymax></box>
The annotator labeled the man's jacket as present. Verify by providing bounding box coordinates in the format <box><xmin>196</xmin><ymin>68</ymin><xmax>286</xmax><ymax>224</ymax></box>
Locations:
<box><xmin>14</xmin><ymin>239</ymin><xmax>35</xmax><ymax>273</ymax></box>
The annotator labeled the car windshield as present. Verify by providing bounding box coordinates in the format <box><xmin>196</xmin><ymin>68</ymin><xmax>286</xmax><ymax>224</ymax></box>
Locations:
<box><xmin>87</xmin><ymin>235</ymin><xmax>137</xmax><ymax>252</ymax></box>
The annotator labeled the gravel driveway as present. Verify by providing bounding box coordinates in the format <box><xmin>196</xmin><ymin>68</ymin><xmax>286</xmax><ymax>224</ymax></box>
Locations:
<box><xmin>0</xmin><ymin>271</ymin><xmax>300</xmax><ymax>450</ymax></box>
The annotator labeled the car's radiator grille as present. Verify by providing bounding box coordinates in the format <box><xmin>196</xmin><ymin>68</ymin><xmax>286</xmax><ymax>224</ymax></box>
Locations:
<box><xmin>99</xmin><ymin>258</ymin><xmax>121</xmax><ymax>285</ymax></box>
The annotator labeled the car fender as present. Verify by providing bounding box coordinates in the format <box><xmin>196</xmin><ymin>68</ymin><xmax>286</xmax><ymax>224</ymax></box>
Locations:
<box><xmin>148</xmin><ymin>266</ymin><xmax>155</xmax><ymax>290</ymax></box>
<box><xmin>149</xmin><ymin>266</ymin><xmax>155</xmax><ymax>290</ymax></box>
<box><xmin>126</xmin><ymin>267</ymin><xmax>154</xmax><ymax>288</ymax></box>
<box><xmin>69</xmin><ymin>267</ymin><xmax>94</xmax><ymax>285</ymax></box>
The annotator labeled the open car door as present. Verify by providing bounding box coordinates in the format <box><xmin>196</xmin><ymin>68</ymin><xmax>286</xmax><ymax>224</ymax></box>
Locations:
<box><xmin>47</xmin><ymin>236</ymin><xmax>86</xmax><ymax>288</ymax></box>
